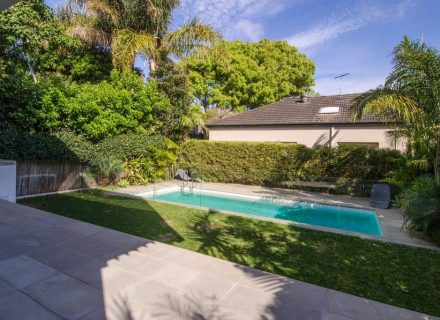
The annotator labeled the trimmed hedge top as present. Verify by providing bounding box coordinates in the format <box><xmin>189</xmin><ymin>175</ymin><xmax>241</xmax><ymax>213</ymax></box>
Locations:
<box><xmin>0</xmin><ymin>126</ymin><xmax>169</xmax><ymax>165</ymax></box>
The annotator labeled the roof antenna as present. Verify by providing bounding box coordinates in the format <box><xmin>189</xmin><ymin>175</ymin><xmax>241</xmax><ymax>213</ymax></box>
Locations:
<box><xmin>334</xmin><ymin>73</ymin><xmax>349</xmax><ymax>94</ymax></box>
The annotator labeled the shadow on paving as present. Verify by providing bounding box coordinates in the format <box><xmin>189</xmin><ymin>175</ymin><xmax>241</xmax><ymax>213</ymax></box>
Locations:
<box><xmin>7</xmin><ymin>193</ymin><xmax>309</xmax><ymax>319</ymax></box>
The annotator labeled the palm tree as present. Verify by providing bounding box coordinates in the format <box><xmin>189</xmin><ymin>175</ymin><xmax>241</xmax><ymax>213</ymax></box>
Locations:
<box><xmin>62</xmin><ymin>0</ymin><xmax>220</xmax><ymax>74</ymax></box>
<box><xmin>351</xmin><ymin>37</ymin><xmax>440</xmax><ymax>183</ymax></box>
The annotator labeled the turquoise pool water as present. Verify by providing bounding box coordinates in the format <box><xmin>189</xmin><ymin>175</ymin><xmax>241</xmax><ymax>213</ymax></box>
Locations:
<box><xmin>153</xmin><ymin>191</ymin><xmax>382</xmax><ymax>236</ymax></box>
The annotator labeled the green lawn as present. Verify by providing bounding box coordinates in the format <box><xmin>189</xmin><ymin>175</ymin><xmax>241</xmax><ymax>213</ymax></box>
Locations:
<box><xmin>20</xmin><ymin>190</ymin><xmax>440</xmax><ymax>316</ymax></box>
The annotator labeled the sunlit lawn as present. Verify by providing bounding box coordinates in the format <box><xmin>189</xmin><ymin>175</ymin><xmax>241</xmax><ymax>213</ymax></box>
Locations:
<box><xmin>20</xmin><ymin>190</ymin><xmax>440</xmax><ymax>316</ymax></box>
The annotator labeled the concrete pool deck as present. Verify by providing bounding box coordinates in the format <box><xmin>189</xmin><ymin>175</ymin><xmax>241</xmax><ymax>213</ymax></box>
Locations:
<box><xmin>0</xmin><ymin>198</ymin><xmax>438</xmax><ymax>320</ymax></box>
<box><xmin>106</xmin><ymin>181</ymin><xmax>439</xmax><ymax>250</ymax></box>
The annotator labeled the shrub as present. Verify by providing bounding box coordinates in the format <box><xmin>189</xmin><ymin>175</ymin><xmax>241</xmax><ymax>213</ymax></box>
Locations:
<box><xmin>0</xmin><ymin>126</ymin><xmax>93</xmax><ymax>162</ymax></box>
<box><xmin>1</xmin><ymin>72</ymin><xmax>168</xmax><ymax>142</ymax></box>
<box><xmin>0</xmin><ymin>127</ymin><xmax>177</xmax><ymax>185</ymax></box>
<box><xmin>180</xmin><ymin>140</ymin><xmax>310</xmax><ymax>185</ymax></box>
<box><xmin>87</xmin><ymin>158</ymin><xmax>125</xmax><ymax>186</ymax></box>
<box><xmin>94</xmin><ymin>133</ymin><xmax>177</xmax><ymax>184</ymax></box>
<box><xmin>93</xmin><ymin>133</ymin><xmax>168</xmax><ymax>161</ymax></box>
<box><xmin>64</xmin><ymin>72</ymin><xmax>169</xmax><ymax>141</ymax></box>
<box><xmin>397</xmin><ymin>176</ymin><xmax>440</xmax><ymax>244</ymax></box>
<box><xmin>179</xmin><ymin>140</ymin><xmax>403</xmax><ymax>195</ymax></box>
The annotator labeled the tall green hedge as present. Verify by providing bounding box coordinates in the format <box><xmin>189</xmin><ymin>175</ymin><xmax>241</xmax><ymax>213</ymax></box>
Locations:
<box><xmin>0</xmin><ymin>126</ymin><xmax>171</xmax><ymax>164</ymax></box>
<box><xmin>179</xmin><ymin>140</ymin><xmax>403</xmax><ymax>194</ymax></box>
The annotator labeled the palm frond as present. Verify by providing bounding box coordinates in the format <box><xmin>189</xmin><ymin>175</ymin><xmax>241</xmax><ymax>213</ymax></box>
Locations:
<box><xmin>351</xmin><ymin>87</ymin><xmax>394</xmax><ymax>120</ymax></box>
<box><xmin>407</xmin><ymin>159</ymin><xmax>430</xmax><ymax>171</ymax></box>
<box><xmin>86</xmin><ymin>0</ymin><xmax>119</xmax><ymax>25</ymax></box>
<box><xmin>353</xmin><ymin>88</ymin><xmax>424</xmax><ymax>125</ymax></box>
<box><xmin>387</xmin><ymin>37</ymin><xmax>440</xmax><ymax>112</ymax></box>
<box><xmin>164</xmin><ymin>18</ymin><xmax>221</xmax><ymax>58</ymax></box>
<box><xmin>365</xmin><ymin>93</ymin><xmax>421</xmax><ymax>123</ymax></box>
<box><xmin>68</xmin><ymin>22</ymin><xmax>111</xmax><ymax>46</ymax></box>
<box><xmin>112</xmin><ymin>29</ymin><xmax>156</xmax><ymax>71</ymax></box>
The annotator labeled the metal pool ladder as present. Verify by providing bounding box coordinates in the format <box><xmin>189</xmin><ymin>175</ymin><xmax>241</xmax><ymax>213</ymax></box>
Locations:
<box><xmin>181</xmin><ymin>179</ymin><xmax>194</xmax><ymax>193</ymax></box>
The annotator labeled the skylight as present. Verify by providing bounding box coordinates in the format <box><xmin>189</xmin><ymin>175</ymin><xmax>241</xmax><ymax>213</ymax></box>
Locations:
<box><xmin>319</xmin><ymin>106</ymin><xmax>340</xmax><ymax>114</ymax></box>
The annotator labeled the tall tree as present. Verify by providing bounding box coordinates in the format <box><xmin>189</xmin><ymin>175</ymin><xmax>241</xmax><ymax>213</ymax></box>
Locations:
<box><xmin>154</xmin><ymin>61</ymin><xmax>204</xmax><ymax>141</ymax></box>
<box><xmin>352</xmin><ymin>37</ymin><xmax>440</xmax><ymax>183</ymax></box>
<box><xmin>65</xmin><ymin>0</ymin><xmax>220</xmax><ymax>73</ymax></box>
<box><xmin>0</xmin><ymin>0</ymin><xmax>111</xmax><ymax>83</ymax></box>
<box><xmin>0</xmin><ymin>0</ymin><xmax>59</xmax><ymax>82</ymax></box>
<box><xmin>182</xmin><ymin>39</ymin><xmax>316</xmax><ymax>112</ymax></box>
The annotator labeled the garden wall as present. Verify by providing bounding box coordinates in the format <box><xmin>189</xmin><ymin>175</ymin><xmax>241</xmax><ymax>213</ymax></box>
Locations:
<box><xmin>179</xmin><ymin>140</ymin><xmax>403</xmax><ymax>195</ymax></box>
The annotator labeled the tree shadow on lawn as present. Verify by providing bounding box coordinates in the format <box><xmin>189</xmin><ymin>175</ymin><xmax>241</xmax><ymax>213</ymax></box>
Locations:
<box><xmin>24</xmin><ymin>190</ymin><xmax>184</xmax><ymax>244</ymax></box>
<box><xmin>186</xmin><ymin>211</ymin><xmax>440</xmax><ymax>316</ymax></box>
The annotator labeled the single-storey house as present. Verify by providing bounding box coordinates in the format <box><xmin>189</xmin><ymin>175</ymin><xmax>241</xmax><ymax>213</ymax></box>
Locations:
<box><xmin>207</xmin><ymin>93</ymin><xmax>405</xmax><ymax>151</ymax></box>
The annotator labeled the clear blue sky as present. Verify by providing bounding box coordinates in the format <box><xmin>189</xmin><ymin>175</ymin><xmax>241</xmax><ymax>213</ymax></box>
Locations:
<box><xmin>46</xmin><ymin>0</ymin><xmax>440</xmax><ymax>95</ymax></box>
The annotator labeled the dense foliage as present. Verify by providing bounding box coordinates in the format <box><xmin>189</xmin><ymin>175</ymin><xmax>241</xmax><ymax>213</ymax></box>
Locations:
<box><xmin>398</xmin><ymin>177</ymin><xmax>440</xmax><ymax>244</ymax></box>
<box><xmin>0</xmin><ymin>0</ymin><xmax>111</xmax><ymax>82</ymax></box>
<box><xmin>183</xmin><ymin>40</ymin><xmax>315</xmax><ymax>111</ymax></box>
<box><xmin>0</xmin><ymin>126</ymin><xmax>177</xmax><ymax>184</ymax></box>
<box><xmin>0</xmin><ymin>0</ymin><xmax>217</xmax><ymax>144</ymax></box>
<box><xmin>1</xmin><ymin>71</ymin><xmax>168</xmax><ymax>140</ymax></box>
<box><xmin>64</xmin><ymin>0</ymin><xmax>220</xmax><ymax>73</ymax></box>
<box><xmin>179</xmin><ymin>140</ymin><xmax>402</xmax><ymax>194</ymax></box>
<box><xmin>62</xmin><ymin>72</ymin><xmax>168</xmax><ymax>141</ymax></box>
<box><xmin>154</xmin><ymin>61</ymin><xmax>204</xmax><ymax>140</ymax></box>
<box><xmin>353</xmin><ymin>37</ymin><xmax>440</xmax><ymax>182</ymax></box>
<box><xmin>353</xmin><ymin>37</ymin><xmax>440</xmax><ymax>241</ymax></box>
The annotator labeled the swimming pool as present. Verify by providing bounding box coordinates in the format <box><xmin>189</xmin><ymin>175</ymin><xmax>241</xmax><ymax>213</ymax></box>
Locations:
<box><xmin>148</xmin><ymin>189</ymin><xmax>382</xmax><ymax>236</ymax></box>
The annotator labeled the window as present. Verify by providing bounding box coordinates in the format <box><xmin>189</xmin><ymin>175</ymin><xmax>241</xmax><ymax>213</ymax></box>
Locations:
<box><xmin>319</xmin><ymin>106</ymin><xmax>340</xmax><ymax>114</ymax></box>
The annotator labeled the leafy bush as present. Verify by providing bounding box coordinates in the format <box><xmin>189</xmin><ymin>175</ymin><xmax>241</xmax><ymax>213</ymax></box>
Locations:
<box><xmin>179</xmin><ymin>140</ymin><xmax>403</xmax><ymax>195</ymax></box>
<box><xmin>0</xmin><ymin>126</ymin><xmax>93</xmax><ymax>162</ymax></box>
<box><xmin>180</xmin><ymin>140</ymin><xmax>310</xmax><ymax>185</ymax></box>
<box><xmin>64</xmin><ymin>72</ymin><xmax>168</xmax><ymax>141</ymax></box>
<box><xmin>93</xmin><ymin>133</ymin><xmax>168</xmax><ymax>160</ymax></box>
<box><xmin>1</xmin><ymin>71</ymin><xmax>168</xmax><ymax>141</ymax></box>
<box><xmin>397</xmin><ymin>177</ymin><xmax>440</xmax><ymax>244</ymax></box>
<box><xmin>94</xmin><ymin>133</ymin><xmax>177</xmax><ymax>184</ymax></box>
<box><xmin>87</xmin><ymin>158</ymin><xmax>125</xmax><ymax>185</ymax></box>
<box><xmin>0</xmin><ymin>127</ymin><xmax>177</xmax><ymax>185</ymax></box>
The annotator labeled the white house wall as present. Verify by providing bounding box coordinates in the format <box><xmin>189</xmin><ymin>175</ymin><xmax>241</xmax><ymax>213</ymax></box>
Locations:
<box><xmin>208</xmin><ymin>124</ymin><xmax>405</xmax><ymax>151</ymax></box>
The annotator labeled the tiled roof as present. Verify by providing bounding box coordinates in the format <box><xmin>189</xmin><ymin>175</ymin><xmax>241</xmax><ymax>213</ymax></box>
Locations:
<box><xmin>208</xmin><ymin>93</ymin><xmax>387</xmax><ymax>127</ymax></box>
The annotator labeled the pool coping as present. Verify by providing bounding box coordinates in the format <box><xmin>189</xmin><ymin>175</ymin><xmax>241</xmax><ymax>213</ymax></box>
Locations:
<box><xmin>134</xmin><ymin>185</ymin><xmax>438</xmax><ymax>250</ymax></box>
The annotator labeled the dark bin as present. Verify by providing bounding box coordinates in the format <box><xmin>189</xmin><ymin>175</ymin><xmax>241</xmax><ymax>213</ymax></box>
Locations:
<box><xmin>370</xmin><ymin>183</ymin><xmax>392</xmax><ymax>209</ymax></box>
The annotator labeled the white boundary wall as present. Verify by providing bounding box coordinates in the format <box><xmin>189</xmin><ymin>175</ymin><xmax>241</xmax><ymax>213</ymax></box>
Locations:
<box><xmin>0</xmin><ymin>161</ymin><xmax>16</xmax><ymax>202</ymax></box>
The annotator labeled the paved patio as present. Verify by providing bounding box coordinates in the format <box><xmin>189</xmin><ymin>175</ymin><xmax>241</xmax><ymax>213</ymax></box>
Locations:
<box><xmin>108</xmin><ymin>181</ymin><xmax>438</xmax><ymax>250</ymax></box>
<box><xmin>0</xmin><ymin>199</ymin><xmax>437</xmax><ymax>320</ymax></box>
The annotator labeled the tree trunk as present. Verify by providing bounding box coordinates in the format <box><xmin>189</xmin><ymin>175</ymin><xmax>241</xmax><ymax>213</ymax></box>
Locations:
<box><xmin>435</xmin><ymin>130</ymin><xmax>440</xmax><ymax>184</ymax></box>
<box><xmin>26</xmin><ymin>56</ymin><xmax>37</xmax><ymax>83</ymax></box>
<box><xmin>149</xmin><ymin>59</ymin><xmax>157</xmax><ymax>78</ymax></box>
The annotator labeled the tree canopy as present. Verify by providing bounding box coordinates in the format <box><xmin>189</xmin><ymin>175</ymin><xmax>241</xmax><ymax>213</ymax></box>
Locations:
<box><xmin>64</xmin><ymin>0</ymin><xmax>221</xmax><ymax>73</ymax></box>
<box><xmin>0</xmin><ymin>0</ymin><xmax>111</xmax><ymax>82</ymax></box>
<box><xmin>183</xmin><ymin>39</ymin><xmax>315</xmax><ymax>111</ymax></box>
<box><xmin>0</xmin><ymin>0</ymin><xmax>211</xmax><ymax>142</ymax></box>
